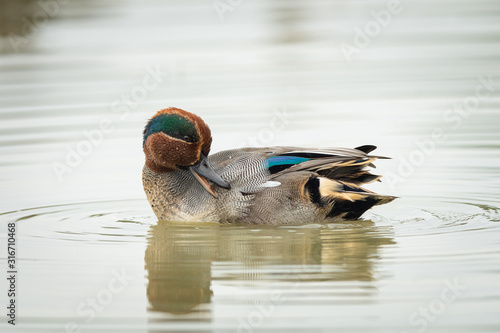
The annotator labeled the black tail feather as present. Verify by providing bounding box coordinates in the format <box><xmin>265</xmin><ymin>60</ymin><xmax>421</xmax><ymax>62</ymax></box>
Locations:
<box><xmin>355</xmin><ymin>145</ymin><xmax>377</xmax><ymax>154</ymax></box>
<box><xmin>328</xmin><ymin>196</ymin><xmax>382</xmax><ymax>220</ymax></box>
<box><xmin>309</xmin><ymin>177</ymin><xmax>396</xmax><ymax>220</ymax></box>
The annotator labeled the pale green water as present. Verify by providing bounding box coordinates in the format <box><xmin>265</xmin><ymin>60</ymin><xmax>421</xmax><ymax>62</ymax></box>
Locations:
<box><xmin>1</xmin><ymin>0</ymin><xmax>500</xmax><ymax>332</ymax></box>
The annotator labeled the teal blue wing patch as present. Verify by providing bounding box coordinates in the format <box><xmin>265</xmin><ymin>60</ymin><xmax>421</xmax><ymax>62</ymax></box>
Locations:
<box><xmin>264</xmin><ymin>156</ymin><xmax>311</xmax><ymax>174</ymax></box>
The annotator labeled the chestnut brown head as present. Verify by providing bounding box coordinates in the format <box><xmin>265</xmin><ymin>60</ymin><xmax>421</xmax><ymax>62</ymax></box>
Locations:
<box><xmin>143</xmin><ymin>107</ymin><xmax>230</xmax><ymax>196</ymax></box>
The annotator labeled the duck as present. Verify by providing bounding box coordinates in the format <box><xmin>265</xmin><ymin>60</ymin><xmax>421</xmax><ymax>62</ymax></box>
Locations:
<box><xmin>142</xmin><ymin>107</ymin><xmax>395</xmax><ymax>224</ymax></box>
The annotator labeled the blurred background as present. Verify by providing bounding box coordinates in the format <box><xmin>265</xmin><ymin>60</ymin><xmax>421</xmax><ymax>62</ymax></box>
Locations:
<box><xmin>1</xmin><ymin>0</ymin><xmax>500</xmax><ymax>332</ymax></box>
<box><xmin>1</xmin><ymin>0</ymin><xmax>498</xmax><ymax>208</ymax></box>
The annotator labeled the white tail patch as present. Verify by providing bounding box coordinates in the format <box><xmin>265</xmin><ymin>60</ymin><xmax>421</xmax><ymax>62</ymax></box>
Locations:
<box><xmin>318</xmin><ymin>177</ymin><xmax>342</xmax><ymax>196</ymax></box>
<box><xmin>317</xmin><ymin>177</ymin><xmax>374</xmax><ymax>202</ymax></box>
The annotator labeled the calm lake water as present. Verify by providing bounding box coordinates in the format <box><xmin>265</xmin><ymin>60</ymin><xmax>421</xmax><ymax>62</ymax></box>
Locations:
<box><xmin>1</xmin><ymin>0</ymin><xmax>500</xmax><ymax>332</ymax></box>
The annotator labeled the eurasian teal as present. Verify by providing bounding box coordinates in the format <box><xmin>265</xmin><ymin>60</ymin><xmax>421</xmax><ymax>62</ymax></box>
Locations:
<box><xmin>142</xmin><ymin>107</ymin><xmax>395</xmax><ymax>224</ymax></box>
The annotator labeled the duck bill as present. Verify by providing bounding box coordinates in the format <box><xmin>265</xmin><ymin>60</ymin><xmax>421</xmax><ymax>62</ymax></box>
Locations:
<box><xmin>190</xmin><ymin>154</ymin><xmax>231</xmax><ymax>198</ymax></box>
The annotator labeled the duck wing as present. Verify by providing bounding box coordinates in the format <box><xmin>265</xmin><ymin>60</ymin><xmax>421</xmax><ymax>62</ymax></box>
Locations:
<box><xmin>264</xmin><ymin>145</ymin><xmax>384</xmax><ymax>185</ymax></box>
<box><xmin>257</xmin><ymin>145</ymin><xmax>396</xmax><ymax>221</ymax></box>
<box><xmin>210</xmin><ymin>145</ymin><xmax>395</xmax><ymax>222</ymax></box>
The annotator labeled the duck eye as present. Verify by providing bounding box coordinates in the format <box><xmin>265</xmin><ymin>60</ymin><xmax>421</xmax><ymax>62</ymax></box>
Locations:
<box><xmin>183</xmin><ymin>135</ymin><xmax>192</xmax><ymax>142</ymax></box>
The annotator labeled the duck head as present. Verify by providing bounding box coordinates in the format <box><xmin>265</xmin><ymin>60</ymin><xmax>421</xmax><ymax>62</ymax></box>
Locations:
<box><xmin>143</xmin><ymin>107</ymin><xmax>230</xmax><ymax>197</ymax></box>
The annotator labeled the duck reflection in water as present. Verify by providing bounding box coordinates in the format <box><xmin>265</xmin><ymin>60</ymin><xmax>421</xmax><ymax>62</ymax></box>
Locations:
<box><xmin>145</xmin><ymin>220</ymin><xmax>394</xmax><ymax>316</ymax></box>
